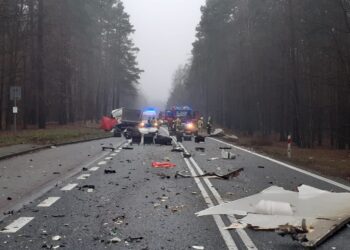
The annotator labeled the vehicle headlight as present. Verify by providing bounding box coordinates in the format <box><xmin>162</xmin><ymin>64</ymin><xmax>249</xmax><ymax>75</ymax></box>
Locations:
<box><xmin>140</xmin><ymin>122</ymin><xmax>145</xmax><ymax>127</ymax></box>
<box><xmin>154</xmin><ymin>122</ymin><xmax>158</xmax><ymax>126</ymax></box>
<box><xmin>186</xmin><ymin>123</ymin><xmax>194</xmax><ymax>129</ymax></box>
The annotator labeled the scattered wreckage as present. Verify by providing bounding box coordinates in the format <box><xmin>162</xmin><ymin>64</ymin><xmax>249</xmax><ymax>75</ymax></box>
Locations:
<box><xmin>196</xmin><ymin>185</ymin><xmax>350</xmax><ymax>247</ymax></box>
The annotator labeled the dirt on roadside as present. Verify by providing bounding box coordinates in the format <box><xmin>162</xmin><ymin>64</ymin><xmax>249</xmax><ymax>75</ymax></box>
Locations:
<box><xmin>223</xmin><ymin>133</ymin><xmax>350</xmax><ymax>183</ymax></box>
<box><xmin>0</xmin><ymin>123</ymin><xmax>110</xmax><ymax>147</ymax></box>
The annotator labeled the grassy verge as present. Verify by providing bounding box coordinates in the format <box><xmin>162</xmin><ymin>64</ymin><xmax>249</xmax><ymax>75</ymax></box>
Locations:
<box><xmin>0</xmin><ymin>124</ymin><xmax>111</xmax><ymax>147</ymax></box>
<box><xmin>223</xmin><ymin>133</ymin><xmax>350</xmax><ymax>182</ymax></box>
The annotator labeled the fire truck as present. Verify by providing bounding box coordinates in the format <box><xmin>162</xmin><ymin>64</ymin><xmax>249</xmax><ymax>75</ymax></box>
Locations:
<box><xmin>163</xmin><ymin>106</ymin><xmax>200</xmax><ymax>135</ymax></box>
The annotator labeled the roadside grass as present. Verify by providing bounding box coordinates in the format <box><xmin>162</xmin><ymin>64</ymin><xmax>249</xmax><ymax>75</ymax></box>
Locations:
<box><xmin>0</xmin><ymin>124</ymin><xmax>110</xmax><ymax>147</ymax></box>
<box><xmin>223</xmin><ymin>132</ymin><xmax>350</xmax><ymax>182</ymax></box>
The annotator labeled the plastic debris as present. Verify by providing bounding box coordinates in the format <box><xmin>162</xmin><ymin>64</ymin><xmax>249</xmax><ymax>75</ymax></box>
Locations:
<box><xmin>196</xmin><ymin>185</ymin><xmax>350</xmax><ymax>247</ymax></box>
<box><xmin>108</xmin><ymin>237</ymin><xmax>121</xmax><ymax>243</ymax></box>
<box><xmin>210</xmin><ymin>128</ymin><xmax>225</xmax><ymax>137</ymax></box>
<box><xmin>221</xmin><ymin>150</ymin><xmax>236</xmax><ymax>159</ymax></box>
<box><xmin>52</xmin><ymin>235</ymin><xmax>61</xmax><ymax>241</ymax></box>
<box><xmin>192</xmin><ymin>246</ymin><xmax>205</xmax><ymax>250</ymax></box>
<box><xmin>151</xmin><ymin>162</ymin><xmax>176</xmax><ymax>169</ymax></box>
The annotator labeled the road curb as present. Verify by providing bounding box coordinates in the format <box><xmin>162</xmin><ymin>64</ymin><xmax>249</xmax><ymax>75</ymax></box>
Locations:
<box><xmin>0</xmin><ymin>134</ymin><xmax>113</xmax><ymax>161</ymax></box>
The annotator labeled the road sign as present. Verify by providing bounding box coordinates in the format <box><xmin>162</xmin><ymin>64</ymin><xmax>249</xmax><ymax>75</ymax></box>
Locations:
<box><xmin>13</xmin><ymin>106</ymin><xmax>18</xmax><ymax>114</ymax></box>
<box><xmin>10</xmin><ymin>86</ymin><xmax>21</xmax><ymax>101</ymax></box>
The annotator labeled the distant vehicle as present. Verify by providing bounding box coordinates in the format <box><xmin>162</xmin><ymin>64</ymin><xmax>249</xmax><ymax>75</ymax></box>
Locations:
<box><xmin>139</xmin><ymin>109</ymin><xmax>159</xmax><ymax>129</ymax></box>
<box><xmin>166</xmin><ymin>106</ymin><xmax>200</xmax><ymax>135</ymax></box>
<box><xmin>111</xmin><ymin>108</ymin><xmax>141</xmax><ymax>137</ymax></box>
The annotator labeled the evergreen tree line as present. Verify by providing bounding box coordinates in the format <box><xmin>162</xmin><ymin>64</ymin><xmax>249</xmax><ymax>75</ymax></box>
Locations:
<box><xmin>167</xmin><ymin>0</ymin><xmax>350</xmax><ymax>149</ymax></box>
<box><xmin>0</xmin><ymin>0</ymin><xmax>142</xmax><ymax>129</ymax></box>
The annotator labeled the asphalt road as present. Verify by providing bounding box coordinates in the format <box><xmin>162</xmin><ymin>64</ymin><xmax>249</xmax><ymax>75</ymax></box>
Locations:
<box><xmin>0</xmin><ymin>129</ymin><xmax>349</xmax><ymax>249</ymax></box>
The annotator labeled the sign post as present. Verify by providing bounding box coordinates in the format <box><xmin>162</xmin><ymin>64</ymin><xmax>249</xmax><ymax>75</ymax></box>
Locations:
<box><xmin>10</xmin><ymin>86</ymin><xmax>21</xmax><ymax>133</ymax></box>
<box><xmin>287</xmin><ymin>135</ymin><xmax>292</xmax><ymax>158</ymax></box>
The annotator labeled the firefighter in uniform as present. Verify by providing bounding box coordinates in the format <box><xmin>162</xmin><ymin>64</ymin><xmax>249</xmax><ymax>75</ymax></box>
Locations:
<box><xmin>207</xmin><ymin>116</ymin><xmax>212</xmax><ymax>135</ymax></box>
<box><xmin>175</xmin><ymin>117</ymin><xmax>182</xmax><ymax>132</ymax></box>
<box><xmin>197</xmin><ymin>117</ymin><xmax>204</xmax><ymax>134</ymax></box>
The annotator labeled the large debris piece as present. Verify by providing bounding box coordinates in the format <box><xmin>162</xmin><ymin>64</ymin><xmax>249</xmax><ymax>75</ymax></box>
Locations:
<box><xmin>176</xmin><ymin>168</ymin><xmax>243</xmax><ymax>180</ymax></box>
<box><xmin>196</xmin><ymin>185</ymin><xmax>350</xmax><ymax>247</ymax></box>
<box><xmin>210</xmin><ymin>128</ymin><xmax>225</xmax><ymax>137</ymax></box>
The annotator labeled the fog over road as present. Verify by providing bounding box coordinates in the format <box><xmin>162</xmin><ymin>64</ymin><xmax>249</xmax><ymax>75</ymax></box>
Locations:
<box><xmin>0</xmin><ymin>132</ymin><xmax>349</xmax><ymax>249</ymax></box>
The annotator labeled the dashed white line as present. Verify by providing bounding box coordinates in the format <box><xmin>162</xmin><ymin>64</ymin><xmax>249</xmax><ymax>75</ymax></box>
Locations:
<box><xmin>98</xmin><ymin>161</ymin><xmax>107</xmax><ymax>165</ymax></box>
<box><xmin>110</xmin><ymin>153</ymin><xmax>117</xmax><ymax>156</ymax></box>
<box><xmin>0</xmin><ymin>217</ymin><xmax>34</xmax><ymax>233</ymax></box>
<box><xmin>209</xmin><ymin>138</ymin><xmax>350</xmax><ymax>192</ymax></box>
<box><xmin>61</xmin><ymin>183</ymin><xmax>78</xmax><ymax>191</ymax></box>
<box><xmin>37</xmin><ymin>197</ymin><xmax>61</xmax><ymax>207</ymax></box>
<box><xmin>105</xmin><ymin>157</ymin><xmax>113</xmax><ymax>160</ymax></box>
<box><xmin>89</xmin><ymin>166</ymin><xmax>100</xmax><ymax>172</ymax></box>
<box><xmin>77</xmin><ymin>174</ymin><xmax>90</xmax><ymax>180</ymax></box>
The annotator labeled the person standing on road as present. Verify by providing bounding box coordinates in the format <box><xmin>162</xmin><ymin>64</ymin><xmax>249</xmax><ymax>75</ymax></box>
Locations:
<box><xmin>197</xmin><ymin>117</ymin><xmax>204</xmax><ymax>134</ymax></box>
<box><xmin>207</xmin><ymin>116</ymin><xmax>212</xmax><ymax>135</ymax></box>
<box><xmin>175</xmin><ymin>117</ymin><xmax>182</xmax><ymax>132</ymax></box>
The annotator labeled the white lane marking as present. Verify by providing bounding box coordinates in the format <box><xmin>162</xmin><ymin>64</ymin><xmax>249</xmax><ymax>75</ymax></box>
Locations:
<box><xmin>77</xmin><ymin>174</ymin><xmax>90</xmax><ymax>180</ymax></box>
<box><xmin>105</xmin><ymin>157</ymin><xmax>113</xmax><ymax>160</ymax></box>
<box><xmin>209</xmin><ymin>138</ymin><xmax>350</xmax><ymax>192</ymax></box>
<box><xmin>37</xmin><ymin>197</ymin><xmax>61</xmax><ymax>207</ymax></box>
<box><xmin>179</xmin><ymin>142</ymin><xmax>257</xmax><ymax>249</ymax></box>
<box><xmin>110</xmin><ymin>153</ymin><xmax>117</xmax><ymax>156</ymax></box>
<box><xmin>183</xmin><ymin>158</ymin><xmax>238</xmax><ymax>250</ymax></box>
<box><xmin>89</xmin><ymin>166</ymin><xmax>99</xmax><ymax>172</ymax></box>
<box><xmin>61</xmin><ymin>183</ymin><xmax>78</xmax><ymax>191</ymax></box>
<box><xmin>1</xmin><ymin>217</ymin><xmax>34</xmax><ymax>233</ymax></box>
<box><xmin>190</xmin><ymin>157</ymin><xmax>257</xmax><ymax>249</ymax></box>
<box><xmin>98</xmin><ymin>161</ymin><xmax>107</xmax><ymax>165</ymax></box>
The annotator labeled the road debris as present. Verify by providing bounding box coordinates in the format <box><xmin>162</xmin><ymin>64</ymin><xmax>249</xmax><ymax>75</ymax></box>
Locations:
<box><xmin>258</xmin><ymin>165</ymin><xmax>265</xmax><ymax>169</ymax></box>
<box><xmin>221</xmin><ymin>150</ymin><xmax>236</xmax><ymax>159</ymax></box>
<box><xmin>108</xmin><ymin>237</ymin><xmax>121</xmax><ymax>243</ymax></box>
<box><xmin>182</xmin><ymin>152</ymin><xmax>191</xmax><ymax>158</ymax></box>
<box><xmin>78</xmin><ymin>185</ymin><xmax>95</xmax><ymax>191</ymax></box>
<box><xmin>125</xmin><ymin>236</ymin><xmax>143</xmax><ymax>243</ymax></box>
<box><xmin>104</xmin><ymin>169</ymin><xmax>116</xmax><ymax>174</ymax></box>
<box><xmin>171</xmin><ymin>146</ymin><xmax>184</xmax><ymax>152</ymax></box>
<box><xmin>196</xmin><ymin>185</ymin><xmax>350</xmax><ymax>247</ymax></box>
<box><xmin>194</xmin><ymin>135</ymin><xmax>205</xmax><ymax>143</ymax></box>
<box><xmin>52</xmin><ymin>235</ymin><xmax>61</xmax><ymax>241</ymax></box>
<box><xmin>151</xmin><ymin>162</ymin><xmax>176</xmax><ymax>169</ymax></box>
<box><xmin>122</xmin><ymin>146</ymin><xmax>134</xmax><ymax>150</ymax></box>
<box><xmin>195</xmin><ymin>147</ymin><xmax>205</xmax><ymax>152</ymax></box>
<box><xmin>192</xmin><ymin>246</ymin><xmax>205</xmax><ymax>250</ymax></box>
<box><xmin>207</xmin><ymin>157</ymin><xmax>219</xmax><ymax>161</ymax></box>
<box><xmin>157</xmin><ymin>173</ymin><xmax>171</xmax><ymax>179</ymax></box>
<box><xmin>176</xmin><ymin>168</ymin><xmax>243</xmax><ymax>180</ymax></box>
<box><xmin>102</xmin><ymin>146</ymin><xmax>115</xmax><ymax>151</ymax></box>
<box><xmin>170</xmin><ymin>205</ymin><xmax>185</xmax><ymax>213</ymax></box>
<box><xmin>155</xmin><ymin>135</ymin><xmax>173</xmax><ymax>145</ymax></box>
<box><xmin>210</xmin><ymin>128</ymin><xmax>225</xmax><ymax>137</ymax></box>
<box><xmin>219</xmin><ymin>146</ymin><xmax>232</xmax><ymax>150</ymax></box>
<box><xmin>113</xmin><ymin>215</ymin><xmax>125</xmax><ymax>225</ymax></box>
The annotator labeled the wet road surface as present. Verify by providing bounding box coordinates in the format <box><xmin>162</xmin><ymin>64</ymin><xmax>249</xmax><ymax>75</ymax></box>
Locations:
<box><xmin>0</xmin><ymin>131</ymin><xmax>349</xmax><ymax>249</ymax></box>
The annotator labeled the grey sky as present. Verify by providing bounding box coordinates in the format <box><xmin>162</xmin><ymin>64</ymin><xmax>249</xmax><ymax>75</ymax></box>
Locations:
<box><xmin>123</xmin><ymin>0</ymin><xmax>205</xmax><ymax>107</ymax></box>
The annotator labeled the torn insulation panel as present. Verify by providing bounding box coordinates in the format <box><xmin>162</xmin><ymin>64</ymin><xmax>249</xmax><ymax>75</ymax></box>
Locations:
<box><xmin>196</xmin><ymin>185</ymin><xmax>350</xmax><ymax>247</ymax></box>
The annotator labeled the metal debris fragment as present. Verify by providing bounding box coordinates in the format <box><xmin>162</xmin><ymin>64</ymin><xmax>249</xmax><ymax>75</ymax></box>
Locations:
<box><xmin>176</xmin><ymin>168</ymin><xmax>243</xmax><ymax>180</ymax></box>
